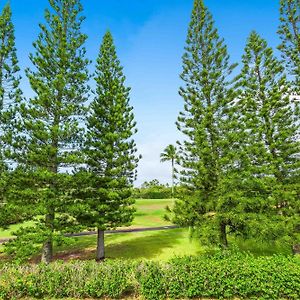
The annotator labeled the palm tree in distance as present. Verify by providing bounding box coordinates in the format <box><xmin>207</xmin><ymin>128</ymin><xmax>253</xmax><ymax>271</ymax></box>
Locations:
<box><xmin>160</xmin><ymin>144</ymin><xmax>178</xmax><ymax>197</ymax></box>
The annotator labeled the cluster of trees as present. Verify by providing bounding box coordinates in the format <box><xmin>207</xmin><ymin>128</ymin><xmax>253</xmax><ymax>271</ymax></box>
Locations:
<box><xmin>0</xmin><ymin>0</ymin><xmax>299</xmax><ymax>263</ymax></box>
<box><xmin>170</xmin><ymin>0</ymin><xmax>300</xmax><ymax>248</ymax></box>
<box><xmin>133</xmin><ymin>179</ymin><xmax>174</xmax><ymax>199</ymax></box>
<box><xmin>0</xmin><ymin>0</ymin><xmax>139</xmax><ymax>263</ymax></box>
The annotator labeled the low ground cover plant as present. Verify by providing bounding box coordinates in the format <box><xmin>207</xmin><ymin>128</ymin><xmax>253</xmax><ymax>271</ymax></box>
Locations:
<box><xmin>0</xmin><ymin>252</ymin><xmax>299</xmax><ymax>300</ymax></box>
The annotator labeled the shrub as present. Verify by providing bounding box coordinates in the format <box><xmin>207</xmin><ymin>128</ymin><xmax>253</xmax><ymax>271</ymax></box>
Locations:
<box><xmin>0</xmin><ymin>253</ymin><xmax>300</xmax><ymax>299</ymax></box>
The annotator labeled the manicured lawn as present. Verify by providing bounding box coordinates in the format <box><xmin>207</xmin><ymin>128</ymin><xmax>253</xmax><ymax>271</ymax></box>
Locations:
<box><xmin>1</xmin><ymin>198</ymin><xmax>201</xmax><ymax>261</ymax></box>
<box><xmin>50</xmin><ymin>198</ymin><xmax>202</xmax><ymax>262</ymax></box>
<box><xmin>54</xmin><ymin>228</ymin><xmax>203</xmax><ymax>261</ymax></box>
<box><xmin>0</xmin><ymin>198</ymin><xmax>293</xmax><ymax>260</ymax></box>
<box><xmin>0</xmin><ymin>220</ymin><xmax>36</xmax><ymax>238</ymax></box>
<box><xmin>51</xmin><ymin>199</ymin><xmax>200</xmax><ymax>260</ymax></box>
<box><xmin>232</xmin><ymin>237</ymin><xmax>292</xmax><ymax>256</ymax></box>
<box><xmin>0</xmin><ymin>198</ymin><xmax>175</xmax><ymax>239</ymax></box>
<box><xmin>131</xmin><ymin>198</ymin><xmax>174</xmax><ymax>227</ymax></box>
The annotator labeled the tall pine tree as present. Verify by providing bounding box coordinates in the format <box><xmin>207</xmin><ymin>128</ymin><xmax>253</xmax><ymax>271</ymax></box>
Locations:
<box><xmin>0</xmin><ymin>4</ymin><xmax>21</xmax><ymax>110</ymax></box>
<box><xmin>3</xmin><ymin>0</ymin><xmax>89</xmax><ymax>263</ymax></box>
<box><xmin>71</xmin><ymin>31</ymin><xmax>139</xmax><ymax>261</ymax></box>
<box><xmin>278</xmin><ymin>0</ymin><xmax>300</xmax><ymax>90</ymax></box>
<box><xmin>0</xmin><ymin>3</ymin><xmax>23</xmax><ymax>225</ymax></box>
<box><xmin>234</xmin><ymin>31</ymin><xmax>300</xmax><ymax>244</ymax></box>
<box><xmin>172</xmin><ymin>0</ymin><xmax>237</xmax><ymax>247</ymax></box>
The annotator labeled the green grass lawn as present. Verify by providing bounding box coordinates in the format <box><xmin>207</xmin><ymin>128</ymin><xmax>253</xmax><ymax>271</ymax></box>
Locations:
<box><xmin>0</xmin><ymin>220</ymin><xmax>36</xmax><ymax>238</ymax></box>
<box><xmin>0</xmin><ymin>198</ymin><xmax>294</xmax><ymax>260</ymax></box>
<box><xmin>1</xmin><ymin>198</ymin><xmax>203</xmax><ymax>261</ymax></box>
<box><xmin>53</xmin><ymin>228</ymin><xmax>203</xmax><ymax>261</ymax></box>
<box><xmin>51</xmin><ymin>198</ymin><xmax>202</xmax><ymax>261</ymax></box>
<box><xmin>0</xmin><ymin>198</ymin><xmax>174</xmax><ymax>239</ymax></box>
<box><xmin>131</xmin><ymin>198</ymin><xmax>174</xmax><ymax>227</ymax></box>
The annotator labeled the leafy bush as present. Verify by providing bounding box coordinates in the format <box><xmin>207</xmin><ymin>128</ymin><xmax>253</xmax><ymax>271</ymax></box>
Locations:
<box><xmin>0</xmin><ymin>252</ymin><xmax>300</xmax><ymax>299</ymax></box>
<box><xmin>136</xmin><ymin>261</ymin><xmax>166</xmax><ymax>300</ymax></box>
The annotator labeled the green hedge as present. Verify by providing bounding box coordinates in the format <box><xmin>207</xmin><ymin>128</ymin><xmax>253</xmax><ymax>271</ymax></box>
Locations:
<box><xmin>0</xmin><ymin>253</ymin><xmax>300</xmax><ymax>299</ymax></box>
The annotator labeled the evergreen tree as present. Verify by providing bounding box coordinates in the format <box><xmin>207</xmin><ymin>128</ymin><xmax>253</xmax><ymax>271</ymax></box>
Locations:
<box><xmin>3</xmin><ymin>0</ymin><xmax>89</xmax><ymax>263</ymax></box>
<box><xmin>0</xmin><ymin>3</ymin><xmax>22</xmax><ymax>164</ymax></box>
<box><xmin>278</xmin><ymin>0</ymin><xmax>300</xmax><ymax>90</ymax></box>
<box><xmin>0</xmin><ymin>4</ymin><xmax>21</xmax><ymax>110</ymax></box>
<box><xmin>0</xmin><ymin>4</ymin><xmax>23</xmax><ymax>222</ymax></box>
<box><xmin>234</xmin><ymin>32</ymin><xmax>300</xmax><ymax>244</ymax></box>
<box><xmin>173</xmin><ymin>0</ymin><xmax>237</xmax><ymax>247</ymax></box>
<box><xmin>71</xmin><ymin>31</ymin><xmax>139</xmax><ymax>261</ymax></box>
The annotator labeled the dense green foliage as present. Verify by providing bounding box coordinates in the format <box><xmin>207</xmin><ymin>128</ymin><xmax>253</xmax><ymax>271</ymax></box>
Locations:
<box><xmin>172</xmin><ymin>0</ymin><xmax>300</xmax><ymax>249</ymax></box>
<box><xmin>1</xmin><ymin>0</ymin><xmax>90</xmax><ymax>263</ymax></box>
<box><xmin>231</xmin><ymin>31</ymin><xmax>300</xmax><ymax>243</ymax></box>
<box><xmin>0</xmin><ymin>3</ymin><xmax>22</xmax><ymax>223</ymax></box>
<box><xmin>1</xmin><ymin>253</ymin><xmax>300</xmax><ymax>299</ymax></box>
<box><xmin>133</xmin><ymin>180</ymin><xmax>173</xmax><ymax>199</ymax></box>
<box><xmin>278</xmin><ymin>0</ymin><xmax>300</xmax><ymax>90</ymax></box>
<box><xmin>0</xmin><ymin>4</ymin><xmax>21</xmax><ymax>111</ymax></box>
<box><xmin>0</xmin><ymin>0</ymin><xmax>298</xmax><ymax>273</ymax></box>
<box><xmin>173</xmin><ymin>0</ymin><xmax>240</xmax><ymax>247</ymax></box>
<box><xmin>70</xmin><ymin>31</ymin><xmax>139</xmax><ymax>260</ymax></box>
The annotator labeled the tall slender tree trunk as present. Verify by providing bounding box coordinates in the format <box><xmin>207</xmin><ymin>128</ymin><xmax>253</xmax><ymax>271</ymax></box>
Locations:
<box><xmin>220</xmin><ymin>221</ymin><xmax>228</xmax><ymax>248</ymax></box>
<box><xmin>96</xmin><ymin>228</ymin><xmax>105</xmax><ymax>261</ymax></box>
<box><xmin>41</xmin><ymin>140</ymin><xmax>58</xmax><ymax>264</ymax></box>
<box><xmin>41</xmin><ymin>209</ymin><xmax>54</xmax><ymax>263</ymax></box>
<box><xmin>171</xmin><ymin>159</ymin><xmax>174</xmax><ymax>197</ymax></box>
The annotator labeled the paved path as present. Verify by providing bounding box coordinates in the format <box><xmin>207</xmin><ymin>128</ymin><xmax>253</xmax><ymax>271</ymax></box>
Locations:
<box><xmin>0</xmin><ymin>225</ymin><xmax>179</xmax><ymax>244</ymax></box>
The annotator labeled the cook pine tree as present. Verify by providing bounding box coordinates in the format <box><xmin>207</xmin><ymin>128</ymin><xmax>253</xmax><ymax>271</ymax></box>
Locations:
<box><xmin>173</xmin><ymin>0</ymin><xmax>238</xmax><ymax>247</ymax></box>
<box><xmin>0</xmin><ymin>4</ymin><xmax>24</xmax><ymax>226</ymax></box>
<box><xmin>278</xmin><ymin>0</ymin><xmax>300</xmax><ymax>91</ymax></box>
<box><xmin>3</xmin><ymin>0</ymin><xmax>89</xmax><ymax>263</ymax></box>
<box><xmin>0</xmin><ymin>3</ymin><xmax>21</xmax><ymax>111</ymax></box>
<box><xmin>234</xmin><ymin>31</ymin><xmax>300</xmax><ymax>243</ymax></box>
<box><xmin>0</xmin><ymin>3</ymin><xmax>21</xmax><ymax>173</ymax></box>
<box><xmin>72</xmin><ymin>31</ymin><xmax>139</xmax><ymax>261</ymax></box>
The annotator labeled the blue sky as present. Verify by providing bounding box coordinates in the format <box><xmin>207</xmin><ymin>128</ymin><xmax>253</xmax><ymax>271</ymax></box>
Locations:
<box><xmin>4</xmin><ymin>0</ymin><xmax>280</xmax><ymax>186</ymax></box>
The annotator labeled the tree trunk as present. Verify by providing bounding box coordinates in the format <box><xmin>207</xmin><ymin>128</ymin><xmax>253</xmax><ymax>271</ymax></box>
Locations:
<box><xmin>96</xmin><ymin>228</ymin><xmax>105</xmax><ymax>261</ymax></box>
<box><xmin>41</xmin><ymin>211</ymin><xmax>54</xmax><ymax>264</ymax></box>
<box><xmin>41</xmin><ymin>133</ymin><xmax>58</xmax><ymax>264</ymax></box>
<box><xmin>220</xmin><ymin>221</ymin><xmax>228</xmax><ymax>248</ymax></box>
<box><xmin>171</xmin><ymin>159</ymin><xmax>174</xmax><ymax>197</ymax></box>
<box><xmin>41</xmin><ymin>238</ymin><xmax>53</xmax><ymax>264</ymax></box>
<box><xmin>292</xmin><ymin>244</ymin><xmax>300</xmax><ymax>255</ymax></box>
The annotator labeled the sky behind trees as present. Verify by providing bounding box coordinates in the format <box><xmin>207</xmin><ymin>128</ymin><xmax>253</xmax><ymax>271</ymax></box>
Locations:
<box><xmin>5</xmin><ymin>0</ymin><xmax>280</xmax><ymax>185</ymax></box>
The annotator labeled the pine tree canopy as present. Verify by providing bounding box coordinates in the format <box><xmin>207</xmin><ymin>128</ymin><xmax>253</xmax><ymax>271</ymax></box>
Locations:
<box><xmin>231</xmin><ymin>31</ymin><xmax>300</xmax><ymax>242</ymax></box>
<box><xmin>172</xmin><ymin>0</ymin><xmax>238</xmax><ymax>247</ymax></box>
<box><xmin>0</xmin><ymin>3</ymin><xmax>23</xmax><ymax>223</ymax></box>
<box><xmin>0</xmin><ymin>0</ymin><xmax>298</xmax><ymax>261</ymax></box>
<box><xmin>2</xmin><ymin>0</ymin><xmax>90</xmax><ymax>263</ymax></box>
<box><xmin>278</xmin><ymin>0</ymin><xmax>300</xmax><ymax>86</ymax></box>
<box><xmin>70</xmin><ymin>31</ymin><xmax>139</xmax><ymax>260</ymax></box>
<box><xmin>0</xmin><ymin>4</ymin><xmax>21</xmax><ymax>111</ymax></box>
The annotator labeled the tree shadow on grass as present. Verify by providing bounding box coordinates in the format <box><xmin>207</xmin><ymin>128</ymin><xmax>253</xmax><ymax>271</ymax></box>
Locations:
<box><xmin>231</xmin><ymin>238</ymin><xmax>292</xmax><ymax>256</ymax></box>
<box><xmin>106</xmin><ymin>229</ymin><xmax>183</xmax><ymax>260</ymax></box>
<box><xmin>54</xmin><ymin>229</ymin><xmax>187</xmax><ymax>261</ymax></box>
<box><xmin>133</xmin><ymin>212</ymin><xmax>147</xmax><ymax>217</ymax></box>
